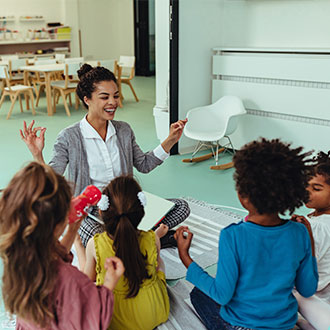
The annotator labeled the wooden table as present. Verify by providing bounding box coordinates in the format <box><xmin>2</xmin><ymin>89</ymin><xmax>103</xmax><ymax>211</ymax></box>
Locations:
<box><xmin>20</xmin><ymin>63</ymin><xmax>64</xmax><ymax>115</ymax></box>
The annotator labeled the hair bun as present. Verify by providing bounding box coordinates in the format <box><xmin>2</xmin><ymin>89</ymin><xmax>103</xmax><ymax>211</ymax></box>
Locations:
<box><xmin>77</xmin><ymin>63</ymin><xmax>93</xmax><ymax>80</ymax></box>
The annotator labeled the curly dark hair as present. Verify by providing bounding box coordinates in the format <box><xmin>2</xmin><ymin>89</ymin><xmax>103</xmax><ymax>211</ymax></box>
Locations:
<box><xmin>76</xmin><ymin>63</ymin><xmax>117</xmax><ymax>109</ymax></box>
<box><xmin>311</xmin><ymin>151</ymin><xmax>330</xmax><ymax>184</ymax></box>
<box><xmin>233</xmin><ymin>138</ymin><xmax>312</xmax><ymax>215</ymax></box>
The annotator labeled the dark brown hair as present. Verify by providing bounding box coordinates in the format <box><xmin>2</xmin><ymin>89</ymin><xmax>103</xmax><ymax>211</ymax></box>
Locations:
<box><xmin>100</xmin><ymin>176</ymin><xmax>151</xmax><ymax>298</ymax></box>
<box><xmin>76</xmin><ymin>63</ymin><xmax>117</xmax><ymax>109</ymax></box>
<box><xmin>233</xmin><ymin>138</ymin><xmax>312</xmax><ymax>215</ymax></box>
<box><xmin>311</xmin><ymin>151</ymin><xmax>330</xmax><ymax>184</ymax></box>
<box><xmin>0</xmin><ymin>162</ymin><xmax>72</xmax><ymax>327</ymax></box>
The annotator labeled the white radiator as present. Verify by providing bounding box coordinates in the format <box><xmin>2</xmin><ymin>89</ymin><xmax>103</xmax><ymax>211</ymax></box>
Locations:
<box><xmin>212</xmin><ymin>48</ymin><xmax>330</xmax><ymax>151</ymax></box>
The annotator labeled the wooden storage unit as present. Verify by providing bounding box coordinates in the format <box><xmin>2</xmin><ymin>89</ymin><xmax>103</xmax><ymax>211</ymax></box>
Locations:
<box><xmin>0</xmin><ymin>39</ymin><xmax>70</xmax><ymax>57</ymax></box>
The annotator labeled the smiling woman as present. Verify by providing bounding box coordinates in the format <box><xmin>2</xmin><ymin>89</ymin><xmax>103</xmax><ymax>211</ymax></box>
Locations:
<box><xmin>19</xmin><ymin>64</ymin><xmax>190</xmax><ymax>247</ymax></box>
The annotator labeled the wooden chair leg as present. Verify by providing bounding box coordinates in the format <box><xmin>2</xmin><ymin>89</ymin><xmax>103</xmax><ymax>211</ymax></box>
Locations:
<box><xmin>53</xmin><ymin>89</ymin><xmax>57</xmax><ymax>114</ymax></box>
<box><xmin>60</xmin><ymin>90</ymin><xmax>71</xmax><ymax>117</ymax></box>
<box><xmin>36</xmin><ymin>85</ymin><xmax>45</xmax><ymax>107</ymax></box>
<box><xmin>128</xmin><ymin>81</ymin><xmax>139</xmax><ymax>102</ymax></box>
<box><xmin>68</xmin><ymin>93</ymin><xmax>72</xmax><ymax>107</ymax></box>
<box><xmin>0</xmin><ymin>92</ymin><xmax>7</xmax><ymax>109</ymax></box>
<box><xmin>7</xmin><ymin>92</ymin><xmax>18</xmax><ymax>119</ymax></box>
<box><xmin>75</xmin><ymin>93</ymin><xmax>79</xmax><ymax>110</ymax></box>
<box><xmin>28</xmin><ymin>90</ymin><xmax>36</xmax><ymax>115</ymax></box>
<box><xmin>56</xmin><ymin>92</ymin><xmax>60</xmax><ymax>105</ymax></box>
<box><xmin>19</xmin><ymin>94</ymin><xmax>23</xmax><ymax>112</ymax></box>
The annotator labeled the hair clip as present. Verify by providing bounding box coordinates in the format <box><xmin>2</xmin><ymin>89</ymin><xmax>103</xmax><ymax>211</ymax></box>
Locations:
<box><xmin>137</xmin><ymin>191</ymin><xmax>147</xmax><ymax>207</ymax></box>
<box><xmin>98</xmin><ymin>194</ymin><xmax>109</xmax><ymax>211</ymax></box>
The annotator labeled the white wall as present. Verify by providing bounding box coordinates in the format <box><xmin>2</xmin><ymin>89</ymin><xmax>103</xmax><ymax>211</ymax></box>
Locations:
<box><xmin>178</xmin><ymin>0</ymin><xmax>224</xmax><ymax>153</ymax></box>
<box><xmin>223</xmin><ymin>0</ymin><xmax>330</xmax><ymax>48</ymax></box>
<box><xmin>155</xmin><ymin>0</ymin><xmax>169</xmax><ymax>108</ymax></box>
<box><xmin>63</xmin><ymin>0</ymin><xmax>80</xmax><ymax>57</ymax></box>
<box><xmin>77</xmin><ymin>0</ymin><xmax>134</xmax><ymax>60</ymax></box>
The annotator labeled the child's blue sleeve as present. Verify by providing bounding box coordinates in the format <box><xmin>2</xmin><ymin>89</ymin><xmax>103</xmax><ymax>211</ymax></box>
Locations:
<box><xmin>186</xmin><ymin>229</ymin><xmax>238</xmax><ymax>305</ymax></box>
<box><xmin>295</xmin><ymin>228</ymin><xmax>318</xmax><ymax>297</ymax></box>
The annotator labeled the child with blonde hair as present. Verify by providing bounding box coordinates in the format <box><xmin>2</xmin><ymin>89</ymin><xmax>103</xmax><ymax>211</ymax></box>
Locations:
<box><xmin>175</xmin><ymin>139</ymin><xmax>318</xmax><ymax>330</ymax></box>
<box><xmin>0</xmin><ymin>162</ymin><xmax>124</xmax><ymax>329</ymax></box>
<box><xmin>79</xmin><ymin>175</ymin><xmax>170</xmax><ymax>330</ymax></box>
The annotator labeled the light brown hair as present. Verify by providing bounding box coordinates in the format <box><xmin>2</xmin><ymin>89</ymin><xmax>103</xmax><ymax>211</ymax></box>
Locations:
<box><xmin>0</xmin><ymin>162</ymin><xmax>72</xmax><ymax>327</ymax></box>
<box><xmin>100</xmin><ymin>176</ymin><xmax>151</xmax><ymax>298</ymax></box>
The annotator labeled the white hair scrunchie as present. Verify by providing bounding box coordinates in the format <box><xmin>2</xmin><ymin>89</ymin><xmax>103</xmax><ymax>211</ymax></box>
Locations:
<box><xmin>97</xmin><ymin>194</ymin><xmax>110</xmax><ymax>211</ymax></box>
<box><xmin>137</xmin><ymin>191</ymin><xmax>147</xmax><ymax>207</ymax></box>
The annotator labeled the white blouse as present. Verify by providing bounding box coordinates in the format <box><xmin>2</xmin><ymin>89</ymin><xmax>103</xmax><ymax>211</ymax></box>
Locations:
<box><xmin>308</xmin><ymin>213</ymin><xmax>330</xmax><ymax>291</ymax></box>
<box><xmin>80</xmin><ymin>116</ymin><xmax>168</xmax><ymax>190</ymax></box>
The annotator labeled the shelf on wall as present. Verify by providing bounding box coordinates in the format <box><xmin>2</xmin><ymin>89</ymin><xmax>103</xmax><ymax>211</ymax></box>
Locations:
<box><xmin>0</xmin><ymin>39</ymin><xmax>70</xmax><ymax>45</ymax></box>
<box><xmin>0</xmin><ymin>19</ymin><xmax>15</xmax><ymax>22</ymax></box>
<box><xmin>19</xmin><ymin>16</ymin><xmax>44</xmax><ymax>22</ymax></box>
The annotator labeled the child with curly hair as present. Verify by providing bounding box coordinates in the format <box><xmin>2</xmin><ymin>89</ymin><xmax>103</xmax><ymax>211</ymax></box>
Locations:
<box><xmin>175</xmin><ymin>138</ymin><xmax>318</xmax><ymax>330</ymax></box>
<box><xmin>0</xmin><ymin>162</ymin><xmax>124</xmax><ymax>329</ymax></box>
<box><xmin>290</xmin><ymin>151</ymin><xmax>330</xmax><ymax>329</ymax></box>
<box><xmin>78</xmin><ymin>175</ymin><xmax>170</xmax><ymax>330</ymax></box>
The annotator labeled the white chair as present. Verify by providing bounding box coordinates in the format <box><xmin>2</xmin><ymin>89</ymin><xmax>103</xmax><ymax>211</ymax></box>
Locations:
<box><xmin>183</xmin><ymin>95</ymin><xmax>246</xmax><ymax>170</ymax></box>
<box><xmin>8</xmin><ymin>58</ymin><xmax>27</xmax><ymax>83</ymax></box>
<box><xmin>118</xmin><ymin>55</ymin><xmax>139</xmax><ymax>102</ymax></box>
<box><xmin>97</xmin><ymin>59</ymin><xmax>117</xmax><ymax>75</ymax></box>
<box><xmin>1</xmin><ymin>54</ymin><xmax>19</xmax><ymax>60</ymax></box>
<box><xmin>64</xmin><ymin>57</ymin><xmax>84</xmax><ymax>64</ymax></box>
<box><xmin>55</xmin><ymin>53</ymin><xmax>66</xmax><ymax>62</ymax></box>
<box><xmin>0</xmin><ymin>65</ymin><xmax>35</xmax><ymax>119</ymax></box>
<box><xmin>51</xmin><ymin>62</ymin><xmax>82</xmax><ymax>116</ymax></box>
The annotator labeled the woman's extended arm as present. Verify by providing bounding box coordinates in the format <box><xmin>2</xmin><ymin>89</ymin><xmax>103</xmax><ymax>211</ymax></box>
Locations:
<box><xmin>19</xmin><ymin>120</ymin><xmax>46</xmax><ymax>163</ymax></box>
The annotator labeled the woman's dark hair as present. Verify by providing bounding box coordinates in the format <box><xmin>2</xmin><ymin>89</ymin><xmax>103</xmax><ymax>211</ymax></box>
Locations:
<box><xmin>0</xmin><ymin>162</ymin><xmax>72</xmax><ymax>327</ymax></box>
<box><xmin>76</xmin><ymin>64</ymin><xmax>117</xmax><ymax>109</ymax></box>
<box><xmin>233</xmin><ymin>138</ymin><xmax>312</xmax><ymax>215</ymax></box>
<box><xmin>311</xmin><ymin>151</ymin><xmax>330</xmax><ymax>184</ymax></box>
<box><xmin>100</xmin><ymin>176</ymin><xmax>150</xmax><ymax>298</ymax></box>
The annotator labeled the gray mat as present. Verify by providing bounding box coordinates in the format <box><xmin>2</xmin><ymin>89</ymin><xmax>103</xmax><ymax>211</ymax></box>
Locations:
<box><xmin>157</xmin><ymin>280</ymin><xmax>207</xmax><ymax>330</ymax></box>
<box><xmin>160</xmin><ymin>197</ymin><xmax>243</xmax><ymax>280</ymax></box>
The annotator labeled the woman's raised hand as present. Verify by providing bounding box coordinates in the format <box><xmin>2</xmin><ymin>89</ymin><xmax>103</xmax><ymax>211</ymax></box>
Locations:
<box><xmin>19</xmin><ymin>120</ymin><xmax>46</xmax><ymax>163</ymax></box>
<box><xmin>161</xmin><ymin>119</ymin><xmax>188</xmax><ymax>153</ymax></box>
<box><xmin>169</xmin><ymin>119</ymin><xmax>188</xmax><ymax>143</ymax></box>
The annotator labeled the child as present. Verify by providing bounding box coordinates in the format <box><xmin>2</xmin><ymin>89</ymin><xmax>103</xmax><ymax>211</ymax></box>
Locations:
<box><xmin>290</xmin><ymin>151</ymin><xmax>330</xmax><ymax>329</ymax></box>
<box><xmin>292</xmin><ymin>151</ymin><xmax>330</xmax><ymax>296</ymax></box>
<box><xmin>0</xmin><ymin>162</ymin><xmax>124</xmax><ymax>329</ymax></box>
<box><xmin>81</xmin><ymin>175</ymin><xmax>170</xmax><ymax>330</ymax></box>
<box><xmin>175</xmin><ymin>138</ymin><xmax>318</xmax><ymax>330</ymax></box>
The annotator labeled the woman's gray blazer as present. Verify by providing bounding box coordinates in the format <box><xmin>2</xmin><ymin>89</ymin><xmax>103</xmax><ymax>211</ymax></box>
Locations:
<box><xmin>49</xmin><ymin>120</ymin><xmax>163</xmax><ymax>195</ymax></box>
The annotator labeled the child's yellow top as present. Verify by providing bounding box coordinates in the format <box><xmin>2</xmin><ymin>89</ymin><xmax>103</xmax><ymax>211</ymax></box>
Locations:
<box><xmin>94</xmin><ymin>230</ymin><xmax>170</xmax><ymax>330</ymax></box>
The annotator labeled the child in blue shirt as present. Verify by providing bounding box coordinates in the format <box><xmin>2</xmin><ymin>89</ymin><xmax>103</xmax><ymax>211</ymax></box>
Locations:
<box><xmin>175</xmin><ymin>138</ymin><xmax>318</xmax><ymax>330</ymax></box>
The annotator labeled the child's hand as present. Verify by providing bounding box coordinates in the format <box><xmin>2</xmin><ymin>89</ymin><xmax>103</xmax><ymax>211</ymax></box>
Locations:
<box><xmin>103</xmin><ymin>257</ymin><xmax>125</xmax><ymax>291</ymax></box>
<box><xmin>174</xmin><ymin>226</ymin><xmax>194</xmax><ymax>268</ymax></box>
<box><xmin>291</xmin><ymin>214</ymin><xmax>315</xmax><ymax>256</ymax></box>
<box><xmin>291</xmin><ymin>214</ymin><xmax>311</xmax><ymax>231</ymax></box>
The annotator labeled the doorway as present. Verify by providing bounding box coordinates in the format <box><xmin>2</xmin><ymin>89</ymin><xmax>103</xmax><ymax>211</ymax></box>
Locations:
<box><xmin>134</xmin><ymin>0</ymin><xmax>155</xmax><ymax>76</ymax></box>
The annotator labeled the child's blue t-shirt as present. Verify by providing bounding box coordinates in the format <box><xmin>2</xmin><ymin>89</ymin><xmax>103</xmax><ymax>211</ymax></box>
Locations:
<box><xmin>186</xmin><ymin>220</ymin><xmax>318</xmax><ymax>330</ymax></box>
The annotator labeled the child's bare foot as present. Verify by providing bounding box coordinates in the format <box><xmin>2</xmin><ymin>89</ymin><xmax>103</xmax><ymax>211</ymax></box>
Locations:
<box><xmin>155</xmin><ymin>224</ymin><xmax>169</xmax><ymax>239</ymax></box>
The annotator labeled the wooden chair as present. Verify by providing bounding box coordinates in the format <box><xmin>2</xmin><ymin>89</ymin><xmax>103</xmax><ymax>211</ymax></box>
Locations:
<box><xmin>0</xmin><ymin>65</ymin><xmax>35</xmax><ymax>119</ymax></box>
<box><xmin>118</xmin><ymin>55</ymin><xmax>139</xmax><ymax>102</ymax></box>
<box><xmin>8</xmin><ymin>58</ymin><xmax>27</xmax><ymax>85</ymax></box>
<box><xmin>51</xmin><ymin>63</ymin><xmax>81</xmax><ymax>116</ymax></box>
<box><xmin>97</xmin><ymin>59</ymin><xmax>117</xmax><ymax>75</ymax></box>
<box><xmin>31</xmin><ymin>59</ymin><xmax>57</xmax><ymax>106</ymax></box>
